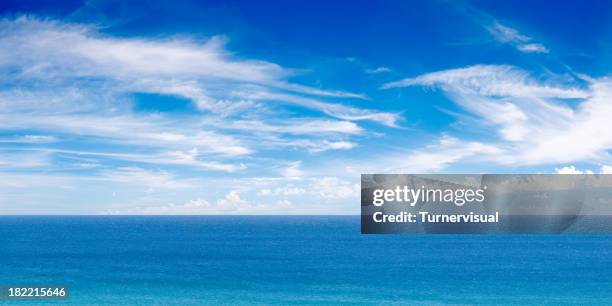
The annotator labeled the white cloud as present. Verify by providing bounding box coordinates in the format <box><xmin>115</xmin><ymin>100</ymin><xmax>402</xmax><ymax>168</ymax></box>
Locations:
<box><xmin>0</xmin><ymin>16</ymin><xmax>393</xmax><ymax>183</ymax></box>
<box><xmin>312</xmin><ymin>177</ymin><xmax>359</xmax><ymax>200</ymax></box>
<box><xmin>282</xmin><ymin>161</ymin><xmax>304</xmax><ymax>179</ymax></box>
<box><xmin>223</xmin><ymin>119</ymin><xmax>363</xmax><ymax>135</ymax></box>
<box><xmin>366</xmin><ymin>67</ymin><xmax>391</xmax><ymax>74</ymax></box>
<box><xmin>270</xmin><ymin>82</ymin><xmax>367</xmax><ymax>99</ymax></box>
<box><xmin>286</xmin><ymin>140</ymin><xmax>356</xmax><ymax>153</ymax></box>
<box><xmin>384</xmin><ymin>136</ymin><xmax>500</xmax><ymax>173</ymax></box>
<box><xmin>487</xmin><ymin>22</ymin><xmax>530</xmax><ymax>44</ymax></box>
<box><xmin>117</xmin><ymin>148</ymin><xmax>247</xmax><ymax>172</ymax></box>
<box><xmin>0</xmin><ymin>108</ymin><xmax>252</xmax><ymax>159</ymax></box>
<box><xmin>99</xmin><ymin>167</ymin><xmax>196</xmax><ymax>189</ymax></box>
<box><xmin>308</xmin><ymin>140</ymin><xmax>355</xmax><ymax>152</ymax></box>
<box><xmin>0</xmin><ymin>17</ymin><xmax>284</xmax><ymax>82</ymax></box>
<box><xmin>106</xmin><ymin>190</ymin><xmax>294</xmax><ymax>214</ymax></box>
<box><xmin>517</xmin><ymin>43</ymin><xmax>549</xmax><ymax>54</ymax></box>
<box><xmin>600</xmin><ymin>165</ymin><xmax>612</xmax><ymax>174</ymax></box>
<box><xmin>384</xmin><ymin>65</ymin><xmax>612</xmax><ymax>168</ymax></box>
<box><xmin>104</xmin><ymin>198</ymin><xmax>212</xmax><ymax>214</ymax></box>
<box><xmin>257</xmin><ymin>185</ymin><xmax>306</xmax><ymax>196</ymax></box>
<box><xmin>383</xmin><ymin>65</ymin><xmax>584</xmax><ymax>143</ymax></box>
<box><xmin>0</xmin><ymin>17</ymin><xmax>400</xmax><ymax>192</ymax></box>
<box><xmin>236</xmin><ymin>90</ymin><xmax>400</xmax><ymax>127</ymax></box>
<box><xmin>382</xmin><ymin>65</ymin><xmax>586</xmax><ymax>99</ymax></box>
<box><xmin>486</xmin><ymin>21</ymin><xmax>549</xmax><ymax>54</ymax></box>
<box><xmin>555</xmin><ymin>165</ymin><xmax>612</xmax><ymax>174</ymax></box>
<box><xmin>0</xmin><ymin>135</ymin><xmax>57</xmax><ymax>143</ymax></box>
<box><xmin>257</xmin><ymin>189</ymin><xmax>272</xmax><ymax>196</ymax></box>
<box><xmin>27</xmin><ymin>147</ymin><xmax>246</xmax><ymax>172</ymax></box>
<box><xmin>0</xmin><ymin>151</ymin><xmax>50</xmax><ymax>168</ymax></box>
<box><xmin>0</xmin><ymin>172</ymin><xmax>75</xmax><ymax>189</ymax></box>
<box><xmin>514</xmin><ymin>79</ymin><xmax>612</xmax><ymax>164</ymax></box>
<box><xmin>0</xmin><ymin>17</ymin><xmax>387</xmax><ymax>119</ymax></box>
<box><xmin>555</xmin><ymin>165</ymin><xmax>594</xmax><ymax>174</ymax></box>
<box><xmin>0</xmin><ymin>15</ymin><xmax>381</xmax><ymax>211</ymax></box>
<box><xmin>216</xmin><ymin>190</ymin><xmax>247</xmax><ymax>208</ymax></box>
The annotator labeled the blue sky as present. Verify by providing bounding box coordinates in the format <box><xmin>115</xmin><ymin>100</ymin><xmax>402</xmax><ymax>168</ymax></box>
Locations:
<box><xmin>1</xmin><ymin>0</ymin><xmax>612</xmax><ymax>214</ymax></box>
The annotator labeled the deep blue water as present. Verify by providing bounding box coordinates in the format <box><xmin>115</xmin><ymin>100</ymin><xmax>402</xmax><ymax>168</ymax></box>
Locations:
<box><xmin>0</xmin><ymin>216</ymin><xmax>611</xmax><ymax>305</ymax></box>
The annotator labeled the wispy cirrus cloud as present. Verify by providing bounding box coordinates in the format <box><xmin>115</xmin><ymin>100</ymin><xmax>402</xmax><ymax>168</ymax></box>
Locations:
<box><xmin>382</xmin><ymin>65</ymin><xmax>587</xmax><ymax>99</ymax></box>
<box><xmin>384</xmin><ymin>64</ymin><xmax>612</xmax><ymax>166</ymax></box>
<box><xmin>486</xmin><ymin>22</ymin><xmax>549</xmax><ymax>54</ymax></box>
<box><xmin>389</xmin><ymin>136</ymin><xmax>500</xmax><ymax>173</ymax></box>
<box><xmin>365</xmin><ymin>67</ymin><xmax>391</xmax><ymax>74</ymax></box>
<box><xmin>232</xmin><ymin>90</ymin><xmax>399</xmax><ymax>127</ymax></box>
<box><xmin>453</xmin><ymin>3</ymin><xmax>550</xmax><ymax>54</ymax></box>
<box><xmin>0</xmin><ymin>16</ymin><xmax>398</xmax><ymax>176</ymax></box>
<box><xmin>99</xmin><ymin>167</ymin><xmax>198</xmax><ymax>189</ymax></box>
<box><xmin>517</xmin><ymin>43</ymin><xmax>549</xmax><ymax>54</ymax></box>
<box><xmin>0</xmin><ymin>135</ymin><xmax>57</xmax><ymax>143</ymax></box>
<box><xmin>0</xmin><ymin>15</ymin><xmax>400</xmax><ymax>214</ymax></box>
<box><xmin>0</xmin><ymin>17</ymin><xmax>392</xmax><ymax>120</ymax></box>
<box><xmin>219</xmin><ymin>119</ymin><xmax>364</xmax><ymax>135</ymax></box>
<box><xmin>0</xmin><ymin>17</ymin><xmax>284</xmax><ymax>82</ymax></box>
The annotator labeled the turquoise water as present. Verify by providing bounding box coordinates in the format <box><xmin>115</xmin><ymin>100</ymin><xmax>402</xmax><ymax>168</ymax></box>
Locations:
<box><xmin>1</xmin><ymin>216</ymin><xmax>611</xmax><ymax>305</ymax></box>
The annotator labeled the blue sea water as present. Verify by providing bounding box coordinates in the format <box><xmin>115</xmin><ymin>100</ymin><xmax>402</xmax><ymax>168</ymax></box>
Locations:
<box><xmin>0</xmin><ymin>216</ymin><xmax>611</xmax><ymax>305</ymax></box>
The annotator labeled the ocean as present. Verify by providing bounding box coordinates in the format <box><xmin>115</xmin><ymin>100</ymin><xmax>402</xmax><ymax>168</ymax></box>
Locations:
<box><xmin>0</xmin><ymin>216</ymin><xmax>611</xmax><ymax>305</ymax></box>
